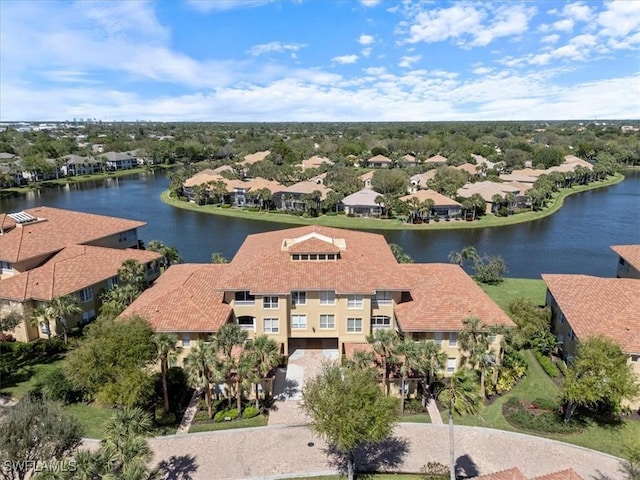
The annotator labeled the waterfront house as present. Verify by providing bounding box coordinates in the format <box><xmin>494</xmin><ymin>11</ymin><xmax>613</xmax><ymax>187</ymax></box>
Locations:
<box><xmin>340</xmin><ymin>188</ymin><xmax>384</xmax><ymax>216</ymax></box>
<box><xmin>612</xmin><ymin>245</ymin><xmax>640</xmax><ymax>279</ymax></box>
<box><xmin>400</xmin><ymin>189</ymin><xmax>463</xmax><ymax>219</ymax></box>
<box><xmin>273</xmin><ymin>181</ymin><xmax>334</xmax><ymax>211</ymax></box>
<box><xmin>101</xmin><ymin>151</ymin><xmax>136</xmax><ymax>170</ymax></box>
<box><xmin>542</xmin><ymin>273</ymin><xmax>640</xmax><ymax>408</ymax></box>
<box><xmin>62</xmin><ymin>154</ymin><xmax>102</xmax><ymax>176</ymax></box>
<box><xmin>457</xmin><ymin>181</ymin><xmax>521</xmax><ymax>213</ymax></box>
<box><xmin>121</xmin><ymin>226</ymin><xmax>514</xmax><ymax>370</ymax></box>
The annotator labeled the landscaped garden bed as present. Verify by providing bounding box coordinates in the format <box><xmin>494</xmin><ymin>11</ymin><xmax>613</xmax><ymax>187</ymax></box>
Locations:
<box><xmin>188</xmin><ymin>398</ymin><xmax>269</xmax><ymax>433</ymax></box>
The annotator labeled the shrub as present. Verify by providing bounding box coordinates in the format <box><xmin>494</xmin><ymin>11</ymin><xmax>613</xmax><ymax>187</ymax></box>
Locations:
<box><xmin>0</xmin><ymin>333</ymin><xmax>15</xmax><ymax>342</ymax></box>
<box><xmin>242</xmin><ymin>405</ymin><xmax>259</xmax><ymax>419</ymax></box>
<box><xmin>155</xmin><ymin>407</ymin><xmax>177</xmax><ymax>426</ymax></box>
<box><xmin>221</xmin><ymin>204</ymin><xmax>231</xmax><ymax>209</ymax></box>
<box><xmin>226</xmin><ymin>408</ymin><xmax>239</xmax><ymax>420</ymax></box>
<box><xmin>498</xmin><ymin>206</ymin><xmax>510</xmax><ymax>217</ymax></box>
<box><xmin>31</xmin><ymin>366</ymin><xmax>82</xmax><ymax>404</ymax></box>
<box><xmin>213</xmin><ymin>410</ymin><xmax>227</xmax><ymax>423</ymax></box>
<box><xmin>535</xmin><ymin>351</ymin><xmax>559</xmax><ymax>378</ymax></box>
<box><xmin>404</xmin><ymin>398</ymin><xmax>425</xmax><ymax>415</ymax></box>
<box><xmin>556</xmin><ymin>360</ymin><xmax>568</xmax><ymax>377</ymax></box>
<box><xmin>420</xmin><ymin>462</ymin><xmax>450</xmax><ymax>480</ymax></box>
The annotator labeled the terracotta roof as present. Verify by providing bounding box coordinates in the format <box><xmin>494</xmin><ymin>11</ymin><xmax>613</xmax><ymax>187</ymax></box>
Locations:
<box><xmin>542</xmin><ymin>274</ymin><xmax>640</xmax><ymax>354</ymax></box>
<box><xmin>400</xmin><ymin>189</ymin><xmax>462</xmax><ymax>207</ymax></box>
<box><xmin>471</xmin><ymin>154</ymin><xmax>495</xmax><ymax>168</ymax></box>
<box><xmin>563</xmin><ymin>155</ymin><xmax>593</xmax><ymax>169</ymax></box>
<box><xmin>367</xmin><ymin>154</ymin><xmax>392</xmax><ymax>164</ymax></box>
<box><xmin>228</xmin><ymin>177</ymin><xmax>284</xmax><ymax>193</ymax></box>
<box><xmin>0</xmin><ymin>245</ymin><xmax>161</xmax><ymax>301</ymax></box>
<box><xmin>359</xmin><ymin>171</ymin><xmax>375</xmax><ymax>181</ymax></box>
<box><xmin>457</xmin><ymin>181</ymin><xmax>520</xmax><ymax>202</ymax></box>
<box><xmin>120</xmin><ymin>264</ymin><xmax>233</xmax><ymax>333</ymax></box>
<box><xmin>183</xmin><ymin>169</ymin><xmax>225</xmax><ymax>187</ymax></box>
<box><xmin>341</xmin><ymin>188</ymin><xmax>384</xmax><ymax>207</ymax></box>
<box><xmin>455</xmin><ymin>163</ymin><xmax>481</xmax><ymax>175</ymax></box>
<box><xmin>276</xmin><ymin>180</ymin><xmax>333</xmax><ymax>199</ymax></box>
<box><xmin>531</xmin><ymin>469</ymin><xmax>583</xmax><ymax>480</ymax></box>
<box><xmin>425</xmin><ymin>155</ymin><xmax>448</xmax><ymax>164</ymax></box>
<box><xmin>285</xmin><ymin>237</ymin><xmax>342</xmax><ymax>254</ymax></box>
<box><xmin>0</xmin><ymin>213</ymin><xmax>16</xmax><ymax>233</ymax></box>
<box><xmin>220</xmin><ymin>226</ymin><xmax>407</xmax><ymax>295</ymax></box>
<box><xmin>503</xmin><ymin>181</ymin><xmax>533</xmax><ymax>192</ymax></box>
<box><xmin>612</xmin><ymin>245</ymin><xmax>640</xmax><ymax>271</ymax></box>
<box><xmin>401</xmin><ymin>154</ymin><xmax>417</xmax><ymax>163</ymax></box>
<box><xmin>0</xmin><ymin>206</ymin><xmax>146</xmax><ymax>263</ymax></box>
<box><xmin>299</xmin><ymin>156</ymin><xmax>333</xmax><ymax>170</ymax></box>
<box><xmin>240</xmin><ymin>150</ymin><xmax>270</xmax><ymax>166</ymax></box>
<box><xmin>394</xmin><ymin>264</ymin><xmax>515</xmax><ymax>332</ymax></box>
<box><xmin>472</xmin><ymin>467</ymin><xmax>528</xmax><ymax>480</ymax></box>
<box><xmin>410</xmin><ymin>170</ymin><xmax>437</xmax><ymax>187</ymax></box>
<box><xmin>500</xmin><ymin>171</ymin><xmax>539</xmax><ymax>183</ymax></box>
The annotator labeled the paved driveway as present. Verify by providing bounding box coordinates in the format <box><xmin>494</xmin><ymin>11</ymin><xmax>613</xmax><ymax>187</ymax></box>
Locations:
<box><xmin>145</xmin><ymin>423</ymin><xmax>623</xmax><ymax>480</ymax></box>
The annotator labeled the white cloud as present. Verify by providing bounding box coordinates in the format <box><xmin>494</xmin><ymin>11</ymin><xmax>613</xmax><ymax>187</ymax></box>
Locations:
<box><xmin>598</xmin><ymin>0</ymin><xmax>640</xmax><ymax>38</ymax></box>
<box><xmin>552</xmin><ymin>19</ymin><xmax>574</xmax><ymax>33</ymax></box>
<box><xmin>472</xmin><ymin>66</ymin><xmax>493</xmax><ymax>75</ymax></box>
<box><xmin>247</xmin><ymin>42</ymin><xmax>305</xmax><ymax>56</ymax></box>
<box><xmin>398</xmin><ymin>55</ymin><xmax>421</xmax><ymax>68</ymax></box>
<box><xmin>360</xmin><ymin>0</ymin><xmax>381</xmax><ymax>7</ymax></box>
<box><xmin>184</xmin><ymin>0</ymin><xmax>272</xmax><ymax>13</ymax></box>
<box><xmin>469</xmin><ymin>4</ymin><xmax>535</xmax><ymax>47</ymax></box>
<box><xmin>332</xmin><ymin>54</ymin><xmax>358</xmax><ymax>64</ymax></box>
<box><xmin>542</xmin><ymin>34</ymin><xmax>560</xmax><ymax>44</ymax></box>
<box><xmin>561</xmin><ymin>2</ymin><xmax>593</xmax><ymax>23</ymax></box>
<box><xmin>361</xmin><ymin>47</ymin><xmax>372</xmax><ymax>58</ymax></box>
<box><xmin>358</xmin><ymin>34</ymin><xmax>375</xmax><ymax>45</ymax></box>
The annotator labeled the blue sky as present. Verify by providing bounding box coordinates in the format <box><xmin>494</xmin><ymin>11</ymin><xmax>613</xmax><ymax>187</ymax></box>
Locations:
<box><xmin>1</xmin><ymin>0</ymin><xmax>639</xmax><ymax>121</ymax></box>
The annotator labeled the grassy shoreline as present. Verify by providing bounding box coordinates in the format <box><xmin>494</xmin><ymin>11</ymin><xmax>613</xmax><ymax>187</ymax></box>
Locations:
<box><xmin>161</xmin><ymin>173</ymin><xmax>624</xmax><ymax>231</ymax></box>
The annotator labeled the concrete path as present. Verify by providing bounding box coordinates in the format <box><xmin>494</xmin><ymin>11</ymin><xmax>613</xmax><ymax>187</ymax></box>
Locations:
<box><xmin>146</xmin><ymin>423</ymin><xmax>623</xmax><ymax>480</ymax></box>
<box><xmin>176</xmin><ymin>389</ymin><xmax>200</xmax><ymax>434</ymax></box>
<box><xmin>427</xmin><ymin>398</ymin><xmax>443</xmax><ymax>424</ymax></box>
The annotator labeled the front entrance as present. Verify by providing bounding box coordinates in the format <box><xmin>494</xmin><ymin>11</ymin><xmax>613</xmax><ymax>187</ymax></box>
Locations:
<box><xmin>288</xmin><ymin>338</ymin><xmax>338</xmax><ymax>358</ymax></box>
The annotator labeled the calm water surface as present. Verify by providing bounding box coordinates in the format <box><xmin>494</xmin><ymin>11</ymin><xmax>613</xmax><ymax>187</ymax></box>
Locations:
<box><xmin>1</xmin><ymin>171</ymin><xmax>638</xmax><ymax>279</ymax></box>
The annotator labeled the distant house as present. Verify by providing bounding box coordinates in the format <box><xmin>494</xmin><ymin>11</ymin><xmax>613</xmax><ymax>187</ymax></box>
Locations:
<box><xmin>457</xmin><ymin>181</ymin><xmax>522</xmax><ymax>213</ymax></box>
<box><xmin>273</xmin><ymin>181</ymin><xmax>334</xmax><ymax>211</ymax></box>
<box><xmin>424</xmin><ymin>154</ymin><xmax>448</xmax><ymax>166</ymax></box>
<box><xmin>611</xmin><ymin>245</ymin><xmax>640</xmax><ymax>279</ymax></box>
<box><xmin>62</xmin><ymin>154</ymin><xmax>101</xmax><ymax>176</ymax></box>
<box><xmin>366</xmin><ymin>154</ymin><xmax>392</xmax><ymax>168</ymax></box>
<box><xmin>341</xmin><ymin>188</ymin><xmax>384</xmax><ymax>216</ymax></box>
<box><xmin>471</xmin><ymin>154</ymin><xmax>496</xmax><ymax>170</ymax></box>
<box><xmin>499</xmin><ymin>170</ymin><xmax>541</xmax><ymax>184</ymax></box>
<box><xmin>240</xmin><ymin>150</ymin><xmax>270</xmax><ymax>167</ymax></box>
<box><xmin>563</xmin><ymin>155</ymin><xmax>593</xmax><ymax>169</ymax></box>
<box><xmin>400</xmin><ymin>189</ymin><xmax>463</xmax><ymax>218</ymax></box>
<box><xmin>182</xmin><ymin>171</ymin><xmax>283</xmax><ymax>206</ymax></box>
<box><xmin>298</xmin><ymin>155</ymin><xmax>334</xmax><ymax>171</ymax></box>
<box><xmin>102</xmin><ymin>151</ymin><xmax>136</xmax><ymax>170</ymax></box>
<box><xmin>454</xmin><ymin>163</ymin><xmax>483</xmax><ymax>177</ymax></box>
<box><xmin>542</xmin><ymin>273</ymin><xmax>640</xmax><ymax>408</ymax></box>
<box><xmin>399</xmin><ymin>154</ymin><xmax>419</xmax><ymax>168</ymax></box>
<box><xmin>409</xmin><ymin>170</ymin><xmax>437</xmax><ymax>191</ymax></box>
<box><xmin>359</xmin><ymin>171</ymin><xmax>375</xmax><ymax>189</ymax></box>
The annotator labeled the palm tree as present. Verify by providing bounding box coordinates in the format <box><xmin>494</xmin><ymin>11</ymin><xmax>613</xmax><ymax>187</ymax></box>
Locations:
<box><xmin>394</xmin><ymin>339</ymin><xmax>420</xmax><ymax>414</ymax></box>
<box><xmin>419</xmin><ymin>199</ymin><xmax>435</xmax><ymax>222</ymax></box>
<box><xmin>118</xmin><ymin>259</ymin><xmax>146</xmax><ymax>292</ymax></box>
<box><xmin>248</xmin><ymin>335</ymin><xmax>281</xmax><ymax>410</ymax></box>
<box><xmin>438</xmin><ymin>368</ymin><xmax>482</xmax><ymax>480</ymax></box>
<box><xmin>184</xmin><ymin>341</ymin><xmax>220</xmax><ymax>419</ymax></box>
<box><xmin>153</xmin><ymin>333</ymin><xmax>181</xmax><ymax>414</ymax></box>
<box><xmin>211</xmin><ymin>252</ymin><xmax>229</xmax><ymax>264</ymax></box>
<box><xmin>147</xmin><ymin>240</ymin><xmax>182</xmax><ymax>269</ymax></box>
<box><xmin>366</xmin><ymin>328</ymin><xmax>398</xmax><ymax>395</ymax></box>
<box><xmin>29</xmin><ymin>304</ymin><xmax>52</xmax><ymax>340</ymax></box>
<box><xmin>345</xmin><ymin>349</ymin><xmax>375</xmax><ymax>371</ymax></box>
<box><xmin>214</xmin><ymin>324</ymin><xmax>248</xmax><ymax>408</ymax></box>
<box><xmin>458</xmin><ymin>316</ymin><xmax>492</xmax><ymax>398</ymax></box>
<box><xmin>414</xmin><ymin>340</ymin><xmax>447</xmax><ymax>405</ymax></box>
<box><xmin>491</xmin><ymin>193</ymin><xmax>503</xmax><ymax>214</ymax></box>
<box><xmin>231</xmin><ymin>350</ymin><xmax>256</xmax><ymax>414</ymax></box>
<box><xmin>448</xmin><ymin>246</ymin><xmax>479</xmax><ymax>268</ymax></box>
<box><xmin>48</xmin><ymin>295</ymin><xmax>82</xmax><ymax>344</ymax></box>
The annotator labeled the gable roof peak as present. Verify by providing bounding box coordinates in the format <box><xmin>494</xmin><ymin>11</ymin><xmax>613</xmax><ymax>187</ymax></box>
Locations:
<box><xmin>281</xmin><ymin>231</ymin><xmax>346</xmax><ymax>252</ymax></box>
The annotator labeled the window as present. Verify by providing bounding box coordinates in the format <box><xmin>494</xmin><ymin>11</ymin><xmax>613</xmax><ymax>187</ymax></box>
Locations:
<box><xmin>449</xmin><ymin>332</ymin><xmax>457</xmax><ymax>347</ymax></box>
<box><xmin>434</xmin><ymin>332</ymin><xmax>443</xmax><ymax>345</ymax></box>
<box><xmin>292</xmin><ymin>254</ymin><xmax>300</xmax><ymax>261</ymax></box>
<box><xmin>234</xmin><ymin>291</ymin><xmax>255</xmax><ymax>305</ymax></box>
<box><xmin>292</xmin><ymin>291</ymin><xmax>306</xmax><ymax>306</ymax></box>
<box><xmin>568</xmin><ymin>329</ymin><xmax>576</xmax><ymax>341</ymax></box>
<box><xmin>237</xmin><ymin>316</ymin><xmax>255</xmax><ymax>331</ymax></box>
<box><xmin>291</xmin><ymin>314</ymin><xmax>307</xmax><ymax>329</ymax></box>
<box><xmin>263</xmin><ymin>296</ymin><xmax>279</xmax><ymax>309</ymax></box>
<box><xmin>447</xmin><ymin>358</ymin><xmax>457</xmax><ymax>373</ymax></box>
<box><xmin>319</xmin><ymin>314</ymin><xmax>335</xmax><ymax>329</ymax></box>
<box><xmin>347</xmin><ymin>294</ymin><xmax>363</xmax><ymax>309</ymax></box>
<box><xmin>78</xmin><ymin>287</ymin><xmax>93</xmax><ymax>303</ymax></box>
<box><xmin>488</xmin><ymin>334</ymin><xmax>497</xmax><ymax>344</ymax></box>
<box><xmin>560</xmin><ymin>313</ymin><xmax>566</xmax><ymax>324</ymax></box>
<box><xmin>631</xmin><ymin>355</ymin><xmax>639</xmax><ymax>363</ymax></box>
<box><xmin>81</xmin><ymin>310</ymin><xmax>96</xmax><ymax>324</ymax></box>
<box><xmin>0</xmin><ymin>261</ymin><xmax>12</xmax><ymax>273</ymax></box>
<box><xmin>182</xmin><ymin>334</ymin><xmax>191</xmax><ymax>347</ymax></box>
<box><xmin>107</xmin><ymin>276</ymin><xmax>119</xmax><ymax>289</ymax></box>
<box><xmin>375</xmin><ymin>291</ymin><xmax>392</xmax><ymax>305</ymax></box>
<box><xmin>263</xmin><ymin>318</ymin><xmax>279</xmax><ymax>333</ymax></box>
<box><xmin>319</xmin><ymin>290</ymin><xmax>335</xmax><ymax>305</ymax></box>
<box><xmin>619</xmin><ymin>257</ymin><xmax>626</xmax><ymax>266</ymax></box>
<box><xmin>347</xmin><ymin>318</ymin><xmax>362</xmax><ymax>333</ymax></box>
<box><xmin>371</xmin><ymin>315</ymin><xmax>391</xmax><ymax>329</ymax></box>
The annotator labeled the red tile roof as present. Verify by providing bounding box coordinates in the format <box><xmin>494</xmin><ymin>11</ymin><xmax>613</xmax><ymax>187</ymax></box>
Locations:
<box><xmin>532</xmin><ymin>469</ymin><xmax>583</xmax><ymax>480</ymax></box>
<box><xmin>120</xmin><ymin>264</ymin><xmax>232</xmax><ymax>332</ymax></box>
<box><xmin>0</xmin><ymin>245</ymin><xmax>161</xmax><ymax>301</ymax></box>
<box><xmin>394</xmin><ymin>264</ymin><xmax>515</xmax><ymax>331</ymax></box>
<box><xmin>473</xmin><ymin>467</ymin><xmax>528</xmax><ymax>480</ymax></box>
<box><xmin>0</xmin><ymin>206</ymin><xmax>145</xmax><ymax>263</ymax></box>
<box><xmin>425</xmin><ymin>154</ymin><xmax>448</xmax><ymax>164</ymax></box>
<box><xmin>542</xmin><ymin>274</ymin><xmax>640</xmax><ymax>354</ymax></box>
<box><xmin>400</xmin><ymin>189</ymin><xmax>462</xmax><ymax>207</ymax></box>
<box><xmin>612</xmin><ymin>245</ymin><xmax>640</xmax><ymax>271</ymax></box>
<box><xmin>285</xmin><ymin>237</ymin><xmax>342</xmax><ymax>254</ymax></box>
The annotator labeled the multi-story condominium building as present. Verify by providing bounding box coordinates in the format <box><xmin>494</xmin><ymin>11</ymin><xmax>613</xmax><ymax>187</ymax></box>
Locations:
<box><xmin>0</xmin><ymin>206</ymin><xmax>162</xmax><ymax>341</ymax></box>
<box><xmin>612</xmin><ymin>244</ymin><xmax>640</xmax><ymax>279</ymax></box>
<box><xmin>122</xmin><ymin>226</ymin><xmax>515</xmax><ymax>373</ymax></box>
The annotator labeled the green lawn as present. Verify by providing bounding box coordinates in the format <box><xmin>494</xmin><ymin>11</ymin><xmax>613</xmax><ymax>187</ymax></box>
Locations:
<box><xmin>188</xmin><ymin>414</ymin><xmax>268</xmax><ymax>433</ymax></box>
<box><xmin>162</xmin><ymin>173</ymin><xmax>624</xmax><ymax>231</ymax></box>
<box><xmin>479</xmin><ymin>278</ymin><xmax>547</xmax><ymax>311</ymax></box>
<box><xmin>0</xmin><ymin>357</ymin><xmax>66</xmax><ymax>399</ymax></box>
<box><xmin>400</xmin><ymin>413</ymin><xmax>431</xmax><ymax>424</ymax></box>
<box><xmin>64</xmin><ymin>403</ymin><xmax>117</xmax><ymax>439</ymax></box>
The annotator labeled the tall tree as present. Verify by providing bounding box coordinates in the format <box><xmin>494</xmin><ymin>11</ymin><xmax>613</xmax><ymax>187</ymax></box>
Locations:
<box><xmin>366</xmin><ymin>328</ymin><xmax>399</xmax><ymax>395</ymax></box>
<box><xmin>184</xmin><ymin>341</ymin><xmax>221</xmax><ymax>419</ymax></box>
<box><xmin>146</xmin><ymin>240</ymin><xmax>182</xmax><ymax>269</ymax></box>
<box><xmin>458</xmin><ymin>316</ymin><xmax>492</xmax><ymax>398</ymax></box>
<box><xmin>29</xmin><ymin>304</ymin><xmax>53</xmax><ymax>340</ymax></box>
<box><xmin>118</xmin><ymin>259</ymin><xmax>147</xmax><ymax>292</ymax></box>
<box><xmin>561</xmin><ymin>336</ymin><xmax>639</xmax><ymax>422</ymax></box>
<box><xmin>153</xmin><ymin>333</ymin><xmax>181</xmax><ymax>414</ymax></box>
<box><xmin>448</xmin><ymin>246</ymin><xmax>479</xmax><ymax>268</ymax></box>
<box><xmin>438</xmin><ymin>368</ymin><xmax>482</xmax><ymax>480</ymax></box>
<box><xmin>248</xmin><ymin>335</ymin><xmax>281</xmax><ymax>410</ymax></box>
<box><xmin>214</xmin><ymin>324</ymin><xmax>249</xmax><ymax>408</ymax></box>
<box><xmin>413</xmin><ymin>340</ymin><xmax>447</xmax><ymax>405</ymax></box>
<box><xmin>47</xmin><ymin>295</ymin><xmax>82</xmax><ymax>344</ymax></box>
<box><xmin>0</xmin><ymin>396</ymin><xmax>83</xmax><ymax>480</ymax></box>
<box><xmin>394</xmin><ymin>339</ymin><xmax>420</xmax><ymax>413</ymax></box>
<box><xmin>302</xmin><ymin>364</ymin><xmax>399</xmax><ymax>480</ymax></box>
<box><xmin>389</xmin><ymin>243</ymin><xmax>414</xmax><ymax>264</ymax></box>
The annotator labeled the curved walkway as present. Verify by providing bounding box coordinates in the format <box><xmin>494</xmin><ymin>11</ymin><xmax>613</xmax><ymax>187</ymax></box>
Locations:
<box><xmin>143</xmin><ymin>423</ymin><xmax>622</xmax><ymax>480</ymax></box>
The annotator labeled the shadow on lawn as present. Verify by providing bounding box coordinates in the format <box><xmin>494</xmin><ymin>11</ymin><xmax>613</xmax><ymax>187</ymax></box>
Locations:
<box><xmin>324</xmin><ymin>435</ymin><xmax>409</xmax><ymax>477</ymax></box>
<box><xmin>155</xmin><ymin>454</ymin><xmax>199</xmax><ymax>480</ymax></box>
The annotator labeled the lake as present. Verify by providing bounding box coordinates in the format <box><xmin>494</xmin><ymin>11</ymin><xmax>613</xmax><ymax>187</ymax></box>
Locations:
<box><xmin>1</xmin><ymin>171</ymin><xmax>638</xmax><ymax>279</ymax></box>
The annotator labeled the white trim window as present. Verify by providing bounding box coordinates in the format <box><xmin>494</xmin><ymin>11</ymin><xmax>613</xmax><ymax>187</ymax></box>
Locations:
<box><xmin>81</xmin><ymin>310</ymin><xmax>96</xmax><ymax>324</ymax></box>
<box><xmin>449</xmin><ymin>332</ymin><xmax>458</xmax><ymax>347</ymax></box>
<box><xmin>319</xmin><ymin>314</ymin><xmax>335</xmax><ymax>329</ymax></box>
<box><xmin>375</xmin><ymin>291</ymin><xmax>392</xmax><ymax>306</ymax></box>
<box><xmin>106</xmin><ymin>276</ymin><xmax>119</xmax><ymax>289</ymax></box>
<box><xmin>182</xmin><ymin>334</ymin><xmax>191</xmax><ymax>347</ymax></box>
<box><xmin>263</xmin><ymin>318</ymin><xmax>279</xmax><ymax>334</ymax></box>
<box><xmin>263</xmin><ymin>296</ymin><xmax>279</xmax><ymax>309</ymax></box>
<box><xmin>291</xmin><ymin>314</ymin><xmax>307</xmax><ymax>330</ymax></box>
<box><xmin>292</xmin><ymin>291</ymin><xmax>306</xmax><ymax>306</ymax></box>
<box><xmin>234</xmin><ymin>291</ymin><xmax>255</xmax><ymax>305</ymax></box>
<box><xmin>371</xmin><ymin>315</ymin><xmax>391</xmax><ymax>329</ymax></box>
<box><xmin>347</xmin><ymin>318</ymin><xmax>362</xmax><ymax>333</ymax></box>
<box><xmin>78</xmin><ymin>287</ymin><xmax>93</xmax><ymax>303</ymax></box>
<box><xmin>347</xmin><ymin>294</ymin><xmax>363</xmax><ymax>309</ymax></box>
<box><xmin>447</xmin><ymin>358</ymin><xmax>456</xmax><ymax>373</ymax></box>
<box><xmin>319</xmin><ymin>290</ymin><xmax>335</xmax><ymax>305</ymax></box>
<box><xmin>433</xmin><ymin>332</ymin><xmax>443</xmax><ymax>345</ymax></box>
